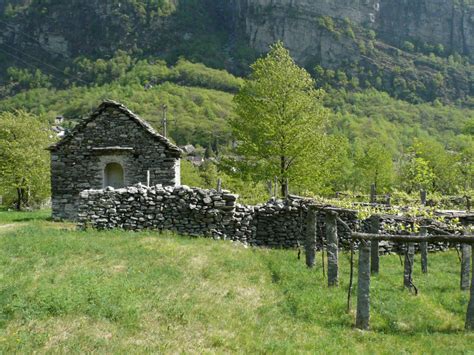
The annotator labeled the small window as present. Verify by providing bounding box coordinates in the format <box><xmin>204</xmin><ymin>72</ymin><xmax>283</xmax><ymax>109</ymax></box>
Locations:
<box><xmin>104</xmin><ymin>163</ymin><xmax>124</xmax><ymax>188</ymax></box>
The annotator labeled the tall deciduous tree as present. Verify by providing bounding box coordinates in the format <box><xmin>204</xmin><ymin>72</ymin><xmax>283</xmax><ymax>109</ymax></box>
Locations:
<box><xmin>231</xmin><ymin>42</ymin><xmax>330</xmax><ymax>196</ymax></box>
<box><xmin>0</xmin><ymin>111</ymin><xmax>53</xmax><ymax>210</ymax></box>
<box><xmin>351</xmin><ymin>140</ymin><xmax>394</xmax><ymax>193</ymax></box>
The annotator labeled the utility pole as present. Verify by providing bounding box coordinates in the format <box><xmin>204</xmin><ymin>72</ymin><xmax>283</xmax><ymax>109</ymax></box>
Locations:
<box><xmin>161</xmin><ymin>104</ymin><xmax>168</xmax><ymax>138</ymax></box>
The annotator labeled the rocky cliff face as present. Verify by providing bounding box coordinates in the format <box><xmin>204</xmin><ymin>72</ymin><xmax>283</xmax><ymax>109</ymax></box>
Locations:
<box><xmin>378</xmin><ymin>0</ymin><xmax>474</xmax><ymax>58</ymax></box>
<box><xmin>0</xmin><ymin>0</ymin><xmax>178</xmax><ymax>58</ymax></box>
<box><xmin>235</xmin><ymin>0</ymin><xmax>474</xmax><ymax>62</ymax></box>
<box><xmin>0</xmin><ymin>0</ymin><xmax>472</xmax><ymax>102</ymax></box>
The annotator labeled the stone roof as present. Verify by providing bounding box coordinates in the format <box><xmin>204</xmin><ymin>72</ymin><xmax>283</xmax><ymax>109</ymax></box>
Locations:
<box><xmin>48</xmin><ymin>100</ymin><xmax>182</xmax><ymax>157</ymax></box>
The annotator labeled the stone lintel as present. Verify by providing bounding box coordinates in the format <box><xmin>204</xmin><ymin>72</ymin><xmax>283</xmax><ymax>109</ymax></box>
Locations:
<box><xmin>91</xmin><ymin>146</ymin><xmax>134</xmax><ymax>153</ymax></box>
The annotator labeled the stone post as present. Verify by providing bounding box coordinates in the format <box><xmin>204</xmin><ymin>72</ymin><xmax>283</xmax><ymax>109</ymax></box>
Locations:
<box><xmin>305</xmin><ymin>206</ymin><xmax>317</xmax><ymax>268</ymax></box>
<box><xmin>326</xmin><ymin>211</ymin><xmax>338</xmax><ymax>287</ymax></box>
<box><xmin>370</xmin><ymin>215</ymin><xmax>380</xmax><ymax>275</ymax></box>
<box><xmin>466</xmin><ymin>250</ymin><xmax>474</xmax><ymax>330</ymax></box>
<box><xmin>266</xmin><ymin>180</ymin><xmax>272</xmax><ymax>195</ymax></box>
<box><xmin>420</xmin><ymin>226</ymin><xmax>428</xmax><ymax>274</ymax></box>
<box><xmin>370</xmin><ymin>184</ymin><xmax>376</xmax><ymax>204</ymax></box>
<box><xmin>420</xmin><ymin>190</ymin><xmax>427</xmax><ymax>206</ymax></box>
<box><xmin>461</xmin><ymin>244</ymin><xmax>472</xmax><ymax>291</ymax></box>
<box><xmin>404</xmin><ymin>243</ymin><xmax>415</xmax><ymax>289</ymax></box>
<box><xmin>356</xmin><ymin>240</ymin><xmax>371</xmax><ymax>330</ymax></box>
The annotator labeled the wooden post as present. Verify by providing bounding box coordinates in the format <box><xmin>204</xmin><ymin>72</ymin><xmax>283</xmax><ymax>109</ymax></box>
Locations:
<box><xmin>326</xmin><ymin>211</ymin><xmax>338</xmax><ymax>287</ymax></box>
<box><xmin>162</xmin><ymin>104</ymin><xmax>168</xmax><ymax>137</ymax></box>
<box><xmin>147</xmin><ymin>170</ymin><xmax>151</xmax><ymax>187</ymax></box>
<box><xmin>356</xmin><ymin>240</ymin><xmax>371</xmax><ymax>330</ymax></box>
<box><xmin>284</xmin><ymin>178</ymin><xmax>289</xmax><ymax>199</ymax></box>
<box><xmin>273</xmin><ymin>176</ymin><xmax>278</xmax><ymax>198</ymax></box>
<box><xmin>404</xmin><ymin>243</ymin><xmax>415</xmax><ymax>289</ymax></box>
<box><xmin>217</xmin><ymin>178</ymin><xmax>222</xmax><ymax>193</ymax></box>
<box><xmin>305</xmin><ymin>206</ymin><xmax>317</xmax><ymax>268</ymax></box>
<box><xmin>420</xmin><ymin>227</ymin><xmax>428</xmax><ymax>274</ymax></box>
<box><xmin>461</xmin><ymin>244</ymin><xmax>472</xmax><ymax>291</ymax></box>
<box><xmin>370</xmin><ymin>215</ymin><xmax>380</xmax><ymax>275</ymax></box>
<box><xmin>385</xmin><ymin>194</ymin><xmax>391</xmax><ymax>206</ymax></box>
<box><xmin>370</xmin><ymin>184</ymin><xmax>376</xmax><ymax>204</ymax></box>
<box><xmin>466</xmin><ymin>251</ymin><xmax>474</xmax><ymax>330</ymax></box>
<box><xmin>420</xmin><ymin>190</ymin><xmax>427</xmax><ymax>206</ymax></box>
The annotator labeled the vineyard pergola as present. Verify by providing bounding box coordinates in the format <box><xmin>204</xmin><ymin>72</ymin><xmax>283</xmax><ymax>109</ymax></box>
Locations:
<box><xmin>304</xmin><ymin>206</ymin><xmax>474</xmax><ymax>331</ymax></box>
<box><xmin>351</xmin><ymin>232</ymin><xmax>474</xmax><ymax>330</ymax></box>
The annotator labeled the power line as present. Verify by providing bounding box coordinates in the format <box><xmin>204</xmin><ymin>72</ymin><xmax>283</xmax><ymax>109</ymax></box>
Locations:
<box><xmin>0</xmin><ymin>18</ymin><xmax>90</xmax><ymax>85</ymax></box>
<box><xmin>0</xmin><ymin>42</ymin><xmax>87</xmax><ymax>84</ymax></box>
<box><xmin>0</xmin><ymin>18</ymin><xmax>69</xmax><ymax>59</ymax></box>
<box><xmin>0</xmin><ymin>46</ymin><xmax>66</xmax><ymax>84</ymax></box>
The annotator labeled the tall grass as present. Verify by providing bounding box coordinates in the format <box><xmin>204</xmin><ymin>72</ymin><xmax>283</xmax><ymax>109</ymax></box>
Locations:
<box><xmin>0</xmin><ymin>214</ymin><xmax>473</xmax><ymax>352</ymax></box>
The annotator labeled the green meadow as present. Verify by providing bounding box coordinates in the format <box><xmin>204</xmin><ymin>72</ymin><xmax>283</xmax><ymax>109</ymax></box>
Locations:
<box><xmin>0</xmin><ymin>210</ymin><xmax>473</xmax><ymax>353</ymax></box>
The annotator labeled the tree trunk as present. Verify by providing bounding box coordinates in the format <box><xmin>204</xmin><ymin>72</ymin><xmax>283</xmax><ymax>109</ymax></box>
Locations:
<box><xmin>280</xmin><ymin>155</ymin><xmax>286</xmax><ymax>197</ymax></box>
<box><xmin>16</xmin><ymin>187</ymin><xmax>22</xmax><ymax>211</ymax></box>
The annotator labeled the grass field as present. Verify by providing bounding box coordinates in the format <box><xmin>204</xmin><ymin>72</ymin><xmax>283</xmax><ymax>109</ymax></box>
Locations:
<box><xmin>0</xmin><ymin>209</ymin><xmax>473</xmax><ymax>353</ymax></box>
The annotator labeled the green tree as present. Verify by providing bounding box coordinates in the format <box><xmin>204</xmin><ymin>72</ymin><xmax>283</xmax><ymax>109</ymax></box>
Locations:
<box><xmin>231</xmin><ymin>42</ymin><xmax>330</xmax><ymax>196</ymax></box>
<box><xmin>401</xmin><ymin>155</ymin><xmax>435</xmax><ymax>193</ymax></box>
<box><xmin>453</xmin><ymin>136</ymin><xmax>474</xmax><ymax>192</ymax></box>
<box><xmin>0</xmin><ymin>111</ymin><xmax>53</xmax><ymax>210</ymax></box>
<box><xmin>409</xmin><ymin>138</ymin><xmax>458</xmax><ymax>193</ymax></box>
<box><xmin>352</xmin><ymin>140</ymin><xmax>394</xmax><ymax>193</ymax></box>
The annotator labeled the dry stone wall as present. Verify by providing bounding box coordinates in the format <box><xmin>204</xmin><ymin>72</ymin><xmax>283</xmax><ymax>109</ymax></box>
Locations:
<box><xmin>77</xmin><ymin>184</ymin><xmax>470</xmax><ymax>252</ymax></box>
<box><xmin>77</xmin><ymin>184</ymin><xmax>359</xmax><ymax>249</ymax></box>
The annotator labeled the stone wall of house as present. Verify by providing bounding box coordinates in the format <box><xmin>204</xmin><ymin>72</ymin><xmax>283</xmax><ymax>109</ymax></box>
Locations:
<box><xmin>50</xmin><ymin>102</ymin><xmax>181</xmax><ymax>221</ymax></box>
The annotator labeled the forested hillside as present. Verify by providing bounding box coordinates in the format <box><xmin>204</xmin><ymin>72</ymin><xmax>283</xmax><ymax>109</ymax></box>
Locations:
<box><xmin>0</xmin><ymin>0</ymin><xmax>473</xmax><ymax>205</ymax></box>
<box><xmin>0</xmin><ymin>55</ymin><xmax>472</xmax><ymax>199</ymax></box>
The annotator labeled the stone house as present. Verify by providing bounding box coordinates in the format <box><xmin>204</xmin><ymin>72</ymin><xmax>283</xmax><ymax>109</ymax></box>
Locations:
<box><xmin>48</xmin><ymin>100</ymin><xmax>182</xmax><ymax>220</ymax></box>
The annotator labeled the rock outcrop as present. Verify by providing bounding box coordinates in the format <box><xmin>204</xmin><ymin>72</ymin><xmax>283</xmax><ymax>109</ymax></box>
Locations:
<box><xmin>234</xmin><ymin>0</ymin><xmax>474</xmax><ymax>62</ymax></box>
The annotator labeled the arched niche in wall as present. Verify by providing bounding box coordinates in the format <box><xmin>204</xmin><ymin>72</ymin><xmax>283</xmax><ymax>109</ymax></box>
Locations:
<box><xmin>104</xmin><ymin>162</ymin><xmax>124</xmax><ymax>188</ymax></box>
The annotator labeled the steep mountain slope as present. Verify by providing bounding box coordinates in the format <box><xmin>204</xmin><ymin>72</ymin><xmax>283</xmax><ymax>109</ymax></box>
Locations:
<box><xmin>234</xmin><ymin>0</ymin><xmax>474</xmax><ymax>103</ymax></box>
<box><xmin>0</xmin><ymin>0</ymin><xmax>472</xmax><ymax>103</ymax></box>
